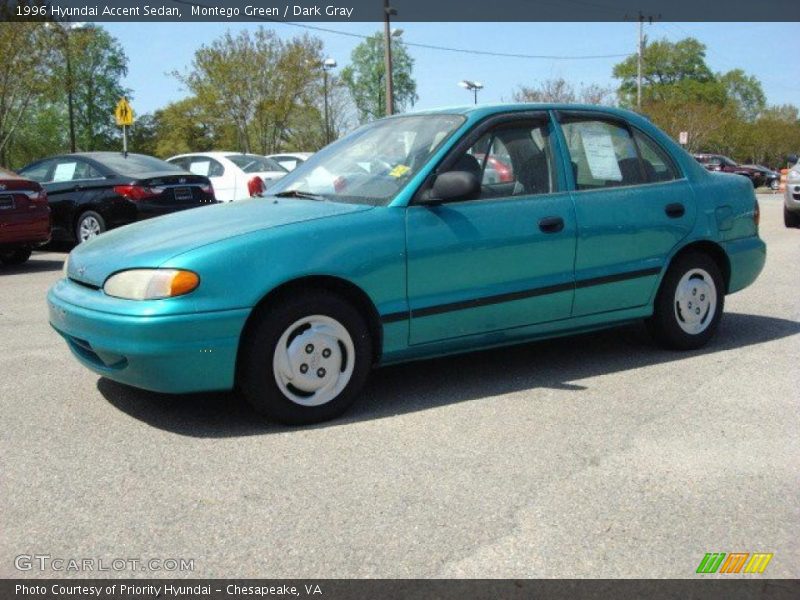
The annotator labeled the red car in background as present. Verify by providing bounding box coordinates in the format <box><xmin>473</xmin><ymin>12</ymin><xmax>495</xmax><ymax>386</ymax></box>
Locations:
<box><xmin>0</xmin><ymin>167</ymin><xmax>51</xmax><ymax>266</ymax></box>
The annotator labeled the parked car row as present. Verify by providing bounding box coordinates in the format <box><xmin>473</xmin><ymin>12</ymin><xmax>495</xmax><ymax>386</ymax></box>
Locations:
<box><xmin>0</xmin><ymin>149</ymin><xmax>316</xmax><ymax>261</ymax></box>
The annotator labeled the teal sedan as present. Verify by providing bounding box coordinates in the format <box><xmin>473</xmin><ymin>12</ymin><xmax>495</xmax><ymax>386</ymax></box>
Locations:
<box><xmin>48</xmin><ymin>105</ymin><xmax>766</xmax><ymax>424</ymax></box>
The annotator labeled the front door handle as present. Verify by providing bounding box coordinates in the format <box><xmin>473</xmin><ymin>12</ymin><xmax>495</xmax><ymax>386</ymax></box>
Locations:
<box><xmin>665</xmin><ymin>203</ymin><xmax>685</xmax><ymax>218</ymax></box>
<box><xmin>538</xmin><ymin>216</ymin><xmax>564</xmax><ymax>233</ymax></box>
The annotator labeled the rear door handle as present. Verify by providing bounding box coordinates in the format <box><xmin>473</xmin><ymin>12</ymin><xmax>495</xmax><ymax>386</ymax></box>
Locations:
<box><xmin>538</xmin><ymin>216</ymin><xmax>564</xmax><ymax>233</ymax></box>
<box><xmin>665</xmin><ymin>203</ymin><xmax>685</xmax><ymax>218</ymax></box>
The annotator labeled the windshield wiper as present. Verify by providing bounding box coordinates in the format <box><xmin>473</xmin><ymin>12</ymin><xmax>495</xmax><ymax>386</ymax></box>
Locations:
<box><xmin>272</xmin><ymin>190</ymin><xmax>326</xmax><ymax>201</ymax></box>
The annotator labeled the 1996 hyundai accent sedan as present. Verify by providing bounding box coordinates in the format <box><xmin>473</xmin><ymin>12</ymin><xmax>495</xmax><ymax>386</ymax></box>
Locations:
<box><xmin>48</xmin><ymin>105</ymin><xmax>766</xmax><ymax>424</ymax></box>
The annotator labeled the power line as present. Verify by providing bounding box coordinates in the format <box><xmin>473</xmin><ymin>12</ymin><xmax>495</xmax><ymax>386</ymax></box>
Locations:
<box><xmin>171</xmin><ymin>0</ymin><xmax>632</xmax><ymax>61</ymax></box>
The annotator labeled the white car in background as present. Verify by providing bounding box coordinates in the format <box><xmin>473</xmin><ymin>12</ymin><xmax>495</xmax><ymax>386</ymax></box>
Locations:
<box><xmin>266</xmin><ymin>152</ymin><xmax>313</xmax><ymax>172</ymax></box>
<box><xmin>166</xmin><ymin>152</ymin><xmax>288</xmax><ymax>202</ymax></box>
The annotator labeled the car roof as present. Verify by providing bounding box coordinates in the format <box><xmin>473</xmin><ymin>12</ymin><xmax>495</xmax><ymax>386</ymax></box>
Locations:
<box><xmin>169</xmin><ymin>151</ymin><xmax>260</xmax><ymax>159</ymax></box>
<box><xmin>401</xmin><ymin>103</ymin><xmax>642</xmax><ymax>119</ymax></box>
<box><xmin>267</xmin><ymin>152</ymin><xmax>312</xmax><ymax>158</ymax></box>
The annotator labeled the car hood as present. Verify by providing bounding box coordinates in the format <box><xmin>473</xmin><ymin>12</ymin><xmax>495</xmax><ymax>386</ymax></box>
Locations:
<box><xmin>66</xmin><ymin>198</ymin><xmax>373</xmax><ymax>287</ymax></box>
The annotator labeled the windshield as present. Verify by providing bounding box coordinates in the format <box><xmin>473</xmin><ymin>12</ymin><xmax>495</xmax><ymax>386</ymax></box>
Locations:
<box><xmin>226</xmin><ymin>154</ymin><xmax>287</xmax><ymax>174</ymax></box>
<box><xmin>267</xmin><ymin>114</ymin><xmax>466</xmax><ymax>205</ymax></box>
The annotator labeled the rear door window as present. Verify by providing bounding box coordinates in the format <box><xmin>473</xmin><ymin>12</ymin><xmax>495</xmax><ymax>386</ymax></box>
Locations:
<box><xmin>560</xmin><ymin>117</ymin><xmax>645</xmax><ymax>189</ymax></box>
<box><xmin>632</xmin><ymin>130</ymin><xmax>678</xmax><ymax>183</ymax></box>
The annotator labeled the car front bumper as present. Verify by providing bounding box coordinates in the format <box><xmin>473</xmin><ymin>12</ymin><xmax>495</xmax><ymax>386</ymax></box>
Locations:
<box><xmin>723</xmin><ymin>236</ymin><xmax>766</xmax><ymax>294</ymax></box>
<box><xmin>47</xmin><ymin>279</ymin><xmax>249</xmax><ymax>394</ymax></box>
<box><xmin>785</xmin><ymin>179</ymin><xmax>800</xmax><ymax>213</ymax></box>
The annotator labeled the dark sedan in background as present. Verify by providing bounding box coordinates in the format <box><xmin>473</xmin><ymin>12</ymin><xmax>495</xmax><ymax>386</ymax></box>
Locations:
<box><xmin>18</xmin><ymin>152</ymin><xmax>217</xmax><ymax>243</ymax></box>
<box><xmin>742</xmin><ymin>164</ymin><xmax>781</xmax><ymax>190</ymax></box>
<box><xmin>693</xmin><ymin>153</ymin><xmax>765</xmax><ymax>188</ymax></box>
<box><xmin>0</xmin><ymin>167</ymin><xmax>51</xmax><ymax>266</ymax></box>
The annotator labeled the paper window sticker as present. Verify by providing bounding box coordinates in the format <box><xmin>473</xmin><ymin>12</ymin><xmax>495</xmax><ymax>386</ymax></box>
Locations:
<box><xmin>52</xmin><ymin>162</ymin><xmax>77</xmax><ymax>182</ymax></box>
<box><xmin>579</xmin><ymin>124</ymin><xmax>623</xmax><ymax>182</ymax></box>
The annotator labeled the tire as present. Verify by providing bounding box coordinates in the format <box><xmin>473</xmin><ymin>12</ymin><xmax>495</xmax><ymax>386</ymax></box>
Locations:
<box><xmin>0</xmin><ymin>248</ymin><xmax>32</xmax><ymax>266</ymax></box>
<box><xmin>647</xmin><ymin>252</ymin><xmax>724</xmax><ymax>351</ymax></box>
<box><xmin>239</xmin><ymin>291</ymin><xmax>373</xmax><ymax>425</ymax></box>
<box><xmin>784</xmin><ymin>206</ymin><xmax>800</xmax><ymax>228</ymax></box>
<box><xmin>770</xmin><ymin>178</ymin><xmax>780</xmax><ymax>191</ymax></box>
<box><xmin>75</xmin><ymin>210</ymin><xmax>106</xmax><ymax>243</ymax></box>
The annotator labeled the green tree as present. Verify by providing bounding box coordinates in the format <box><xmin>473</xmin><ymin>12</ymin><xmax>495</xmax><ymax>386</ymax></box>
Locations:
<box><xmin>175</xmin><ymin>28</ymin><xmax>324</xmax><ymax>154</ymax></box>
<box><xmin>63</xmin><ymin>25</ymin><xmax>130</xmax><ymax>151</ymax></box>
<box><xmin>341</xmin><ymin>32</ymin><xmax>417</xmax><ymax>123</ymax></box>
<box><xmin>0</xmin><ymin>22</ymin><xmax>55</xmax><ymax>166</ymax></box>
<box><xmin>151</xmin><ymin>97</ymin><xmax>224</xmax><ymax>158</ymax></box>
<box><xmin>613</xmin><ymin>37</ymin><xmax>725</xmax><ymax>107</ymax></box>
<box><xmin>719</xmin><ymin>69</ymin><xmax>766</xmax><ymax>121</ymax></box>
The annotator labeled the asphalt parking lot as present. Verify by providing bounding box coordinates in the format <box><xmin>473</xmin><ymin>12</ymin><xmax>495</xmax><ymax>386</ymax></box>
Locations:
<box><xmin>1</xmin><ymin>193</ymin><xmax>797</xmax><ymax>579</ymax></box>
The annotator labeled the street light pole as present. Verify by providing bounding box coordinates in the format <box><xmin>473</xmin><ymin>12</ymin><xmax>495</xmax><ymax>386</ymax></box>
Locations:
<box><xmin>383</xmin><ymin>0</ymin><xmax>396</xmax><ymax>116</ymax></box>
<box><xmin>458</xmin><ymin>80</ymin><xmax>484</xmax><ymax>105</ymax></box>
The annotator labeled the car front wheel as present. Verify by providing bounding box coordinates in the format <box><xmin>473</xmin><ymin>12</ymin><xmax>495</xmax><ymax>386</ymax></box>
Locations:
<box><xmin>647</xmin><ymin>252</ymin><xmax>724</xmax><ymax>350</ymax></box>
<box><xmin>239</xmin><ymin>291</ymin><xmax>373</xmax><ymax>425</ymax></box>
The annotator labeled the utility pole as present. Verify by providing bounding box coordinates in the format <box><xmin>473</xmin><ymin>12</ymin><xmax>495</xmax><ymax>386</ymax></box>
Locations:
<box><xmin>636</xmin><ymin>12</ymin><xmax>656</xmax><ymax>112</ymax></box>
<box><xmin>66</xmin><ymin>42</ymin><xmax>77</xmax><ymax>153</ymax></box>
<box><xmin>383</xmin><ymin>0</ymin><xmax>396</xmax><ymax>116</ymax></box>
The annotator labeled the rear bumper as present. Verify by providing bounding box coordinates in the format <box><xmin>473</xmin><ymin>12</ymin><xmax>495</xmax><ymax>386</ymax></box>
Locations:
<box><xmin>47</xmin><ymin>280</ymin><xmax>249</xmax><ymax>393</ymax></box>
<box><xmin>722</xmin><ymin>236</ymin><xmax>766</xmax><ymax>294</ymax></box>
<box><xmin>0</xmin><ymin>217</ymin><xmax>51</xmax><ymax>248</ymax></box>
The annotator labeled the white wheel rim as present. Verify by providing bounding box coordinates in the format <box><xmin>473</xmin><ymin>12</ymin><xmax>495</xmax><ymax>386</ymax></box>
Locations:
<box><xmin>673</xmin><ymin>268</ymin><xmax>717</xmax><ymax>335</ymax></box>
<box><xmin>272</xmin><ymin>314</ymin><xmax>355</xmax><ymax>407</ymax></box>
<box><xmin>79</xmin><ymin>216</ymin><xmax>101</xmax><ymax>241</ymax></box>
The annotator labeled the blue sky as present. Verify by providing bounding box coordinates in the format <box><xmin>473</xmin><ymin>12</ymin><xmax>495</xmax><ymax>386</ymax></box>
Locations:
<box><xmin>102</xmin><ymin>21</ymin><xmax>800</xmax><ymax>116</ymax></box>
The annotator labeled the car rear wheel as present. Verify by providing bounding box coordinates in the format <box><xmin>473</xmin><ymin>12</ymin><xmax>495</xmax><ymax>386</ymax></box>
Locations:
<box><xmin>770</xmin><ymin>178</ymin><xmax>780</xmax><ymax>191</ymax></box>
<box><xmin>784</xmin><ymin>207</ymin><xmax>800</xmax><ymax>228</ymax></box>
<box><xmin>0</xmin><ymin>248</ymin><xmax>32</xmax><ymax>266</ymax></box>
<box><xmin>239</xmin><ymin>291</ymin><xmax>373</xmax><ymax>425</ymax></box>
<box><xmin>647</xmin><ymin>252</ymin><xmax>724</xmax><ymax>350</ymax></box>
<box><xmin>76</xmin><ymin>210</ymin><xmax>106</xmax><ymax>243</ymax></box>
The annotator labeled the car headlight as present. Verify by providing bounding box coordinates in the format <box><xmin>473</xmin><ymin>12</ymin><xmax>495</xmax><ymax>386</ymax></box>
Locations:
<box><xmin>103</xmin><ymin>269</ymin><xmax>200</xmax><ymax>300</ymax></box>
<box><xmin>790</xmin><ymin>169</ymin><xmax>800</xmax><ymax>180</ymax></box>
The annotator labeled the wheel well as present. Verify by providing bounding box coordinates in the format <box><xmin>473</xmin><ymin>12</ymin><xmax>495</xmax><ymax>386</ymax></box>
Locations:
<box><xmin>670</xmin><ymin>241</ymin><xmax>731</xmax><ymax>293</ymax></box>
<box><xmin>237</xmin><ymin>276</ymin><xmax>384</xmax><ymax>371</ymax></box>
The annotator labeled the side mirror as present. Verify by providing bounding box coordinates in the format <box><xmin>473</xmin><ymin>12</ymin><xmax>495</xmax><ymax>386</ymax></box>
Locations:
<box><xmin>420</xmin><ymin>171</ymin><xmax>480</xmax><ymax>204</ymax></box>
<box><xmin>787</xmin><ymin>154</ymin><xmax>798</xmax><ymax>166</ymax></box>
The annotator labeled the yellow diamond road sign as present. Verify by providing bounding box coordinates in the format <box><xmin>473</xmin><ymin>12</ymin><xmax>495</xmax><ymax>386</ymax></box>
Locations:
<box><xmin>115</xmin><ymin>97</ymin><xmax>134</xmax><ymax>126</ymax></box>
